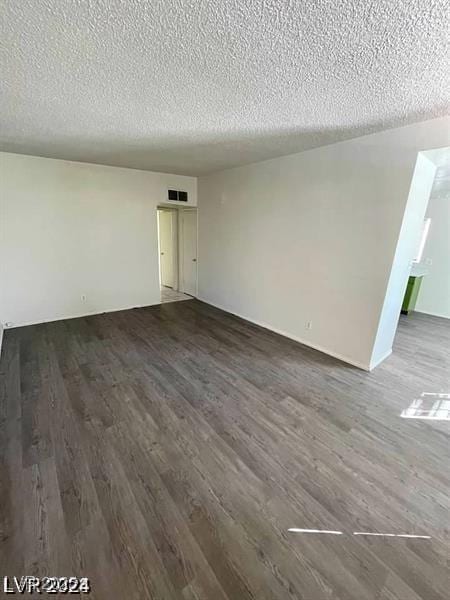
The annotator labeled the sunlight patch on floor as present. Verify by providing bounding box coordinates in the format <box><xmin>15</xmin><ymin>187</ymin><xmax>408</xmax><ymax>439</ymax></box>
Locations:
<box><xmin>400</xmin><ymin>392</ymin><xmax>450</xmax><ymax>420</ymax></box>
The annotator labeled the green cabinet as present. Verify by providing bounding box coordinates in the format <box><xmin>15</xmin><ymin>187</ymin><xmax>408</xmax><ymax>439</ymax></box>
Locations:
<box><xmin>401</xmin><ymin>276</ymin><xmax>423</xmax><ymax>314</ymax></box>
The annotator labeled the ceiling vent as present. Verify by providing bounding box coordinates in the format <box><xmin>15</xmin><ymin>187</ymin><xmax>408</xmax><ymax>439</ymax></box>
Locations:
<box><xmin>168</xmin><ymin>189</ymin><xmax>188</xmax><ymax>202</ymax></box>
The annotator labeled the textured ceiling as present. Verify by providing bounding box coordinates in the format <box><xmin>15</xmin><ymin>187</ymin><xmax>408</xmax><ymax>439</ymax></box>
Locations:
<box><xmin>1</xmin><ymin>0</ymin><xmax>449</xmax><ymax>176</ymax></box>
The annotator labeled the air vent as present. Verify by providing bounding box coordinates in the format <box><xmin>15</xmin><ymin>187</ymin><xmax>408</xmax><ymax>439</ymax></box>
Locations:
<box><xmin>168</xmin><ymin>189</ymin><xmax>188</xmax><ymax>202</ymax></box>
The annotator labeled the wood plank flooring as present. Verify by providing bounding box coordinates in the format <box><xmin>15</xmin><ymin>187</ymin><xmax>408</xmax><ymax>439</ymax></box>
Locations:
<box><xmin>0</xmin><ymin>301</ymin><xmax>449</xmax><ymax>599</ymax></box>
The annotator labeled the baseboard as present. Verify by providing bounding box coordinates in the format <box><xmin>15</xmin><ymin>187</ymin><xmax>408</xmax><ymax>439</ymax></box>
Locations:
<box><xmin>4</xmin><ymin>300</ymin><xmax>162</xmax><ymax>329</ymax></box>
<box><xmin>369</xmin><ymin>348</ymin><xmax>393</xmax><ymax>371</ymax></box>
<box><xmin>197</xmin><ymin>296</ymin><xmax>371</xmax><ymax>371</ymax></box>
<box><xmin>0</xmin><ymin>323</ymin><xmax>4</xmax><ymax>360</ymax></box>
<box><xmin>414</xmin><ymin>309</ymin><xmax>450</xmax><ymax>320</ymax></box>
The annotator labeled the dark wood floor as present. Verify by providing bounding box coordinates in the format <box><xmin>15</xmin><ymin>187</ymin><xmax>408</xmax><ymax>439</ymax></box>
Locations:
<box><xmin>1</xmin><ymin>301</ymin><xmax>449</xmax><ymax>599</ymax></box>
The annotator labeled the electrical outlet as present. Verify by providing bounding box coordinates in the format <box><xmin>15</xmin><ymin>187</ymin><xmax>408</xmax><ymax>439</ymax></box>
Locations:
<box><xmin>306</xmin><ymin>321</ymin><xmax>313</xmax><ymax>330</ymax></box>
<box><xmin>81</xmin><ymin>294</ymin><xmax>87</xmax><ymax>301</ymax></box>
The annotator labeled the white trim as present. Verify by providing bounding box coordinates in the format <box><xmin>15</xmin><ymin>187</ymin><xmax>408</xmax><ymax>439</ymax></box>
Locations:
<box><xmin>413</xmin><ymin>217</ymin><xmax>431</xmax><ymax>263</ymax></box>
<box><xmin>369</xmin><ymin>348</ymin><xmax>392</xmax><ymax>371</ymax></box>
<box><xmin>157</xmin><ymin>206</ymin><xmax>179</xmax><ymax>291</ymax></box>
<box><xmin>0</xmin><ymin>323</ymin><xmax>4</xmax><ymax>359</ymax></box>
<box><xmin>179</xmin><ymin>208</ymin><xmax>198</xmax><ymax>298</ymax></box>
<box><xmin>197</xmin><ymin>296</ymin><xmax>371</xmax><ymax>370</ymax></box>
<box><xmin>179</xmin><ymin>209</ymin><xmax>186</xmax><ymax>294</ymax></box>
<box><xmin>159</xmin><ymin>205</ymin><xmax>198</xmax><ymax>298</ymax></box>
<box><xmin>414</xmin><ymin>309</ymin><xmax>450</xmax><ymax>319</ymax></box>
<box><xmin>4</xmin><ymin>301</ymin><xmax>161</xmax><ymax>329</ymax></box>
<box><xmin>172</xmin><ymin>209</ymin><xmax>180</xmax><ymax>291</ymax></box>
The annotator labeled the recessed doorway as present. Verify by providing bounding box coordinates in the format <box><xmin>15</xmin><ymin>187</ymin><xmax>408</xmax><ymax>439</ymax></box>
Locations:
<box><xmin>157</xmin><ymin>206</ymin><xmax>198</xmax><ymax>304</ymax></box>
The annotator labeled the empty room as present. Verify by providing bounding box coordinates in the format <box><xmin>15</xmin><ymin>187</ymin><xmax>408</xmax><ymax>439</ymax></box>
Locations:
<box><xmin>0</xmin><ymin>2</ymin><xmax>449</xmax><ymax>599</ymax></box>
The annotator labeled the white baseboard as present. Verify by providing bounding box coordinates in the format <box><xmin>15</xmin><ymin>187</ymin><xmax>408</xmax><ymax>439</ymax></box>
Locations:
<box><xmin>3</xmin><ymin>300</ymin><xmax>161</xmax><ymax>329</ymax></box>
<box><xmin>4</xmin><ymin>297</ymin><xmax>392</xmax><ymax>373</ymax></box>
<box><xmin>369</xmin><ymin>348</ymin><xmax>392</xmax><ymax>371</ymax></box>
<box><xmin>197</xmin><ymin>296</ymin><xmax>371</xmax><ymax>371</ymax></box>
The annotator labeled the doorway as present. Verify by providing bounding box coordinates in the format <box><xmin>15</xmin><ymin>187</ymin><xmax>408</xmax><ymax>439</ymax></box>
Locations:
<box><xmin>157</xmin><ymin>207</ymin><xmax>198</xmax><ymax>304</ymax></box>
<box><xmin>158</xmin><ymin>208</ymin><xmax>175</xmax><ymax>289</ymax></box>
<box><xmin>179</xmin><ymin>209</ymin><xmax>198</xmax><ymax>297</ymax></box>
<box><xmin>370</xmin><ymin>146</ymin><xmax>450</xmax><ymax>368</ymax></box>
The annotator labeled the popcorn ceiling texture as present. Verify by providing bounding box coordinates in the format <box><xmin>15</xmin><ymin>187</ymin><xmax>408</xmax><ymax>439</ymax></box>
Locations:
<box><xmin>1</xmin><ymin>0</ymin><xmax>449</xmax><ymax>175</ymax></box>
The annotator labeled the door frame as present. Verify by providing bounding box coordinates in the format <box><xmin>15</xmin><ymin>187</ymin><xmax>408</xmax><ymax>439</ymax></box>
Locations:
<box><xmin>178</xmin><ymin>208</ymin><xmax>198</xmax><ymax>297</ymax></box>
<box><xmin>157</xmin><ymin>207</ymin><xmax>179</xmax><ymax>291</ymax></box>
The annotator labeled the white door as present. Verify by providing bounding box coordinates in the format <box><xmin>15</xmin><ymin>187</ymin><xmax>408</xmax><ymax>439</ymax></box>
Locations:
<box><xmin>181</xmin><ymin>210</ymin><xmax>197</xmax><ymax>296</ymax></box>
<box><xmin>158</xmin><ymin>210</ymin><xmax>173</xmax><ymax>287</ymax></box>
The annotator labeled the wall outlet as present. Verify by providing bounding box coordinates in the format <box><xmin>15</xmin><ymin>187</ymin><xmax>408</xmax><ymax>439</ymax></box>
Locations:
<box><xmin>306</xmin><ymin>321</ymin><xmax>313</xmax><ymax>330</ymax></box>
<box><xmin>81</xmin><ymin>294</ymin><xmax>87</xmax><ymax>301</ymax></box>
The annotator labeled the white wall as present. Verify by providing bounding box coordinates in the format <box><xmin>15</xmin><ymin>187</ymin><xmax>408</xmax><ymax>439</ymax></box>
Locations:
<box><xmin>0</xmin><ymin>152</ymin><xmax>197</xmax><ymax>328</ymax></box>
<box><xmin>370</xmin><ymin>153</ymin><xmax>436</xmax><ymax>368</ymax></box>
<box><xmin>198</xmin><ymin>117</ymin><xmax>450</xmax><ymax>369</ymax></box>
<box><xmin>415</xmin><ymin>193</ymin><xmax>450</xmax><ymax>319</ymax></box>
